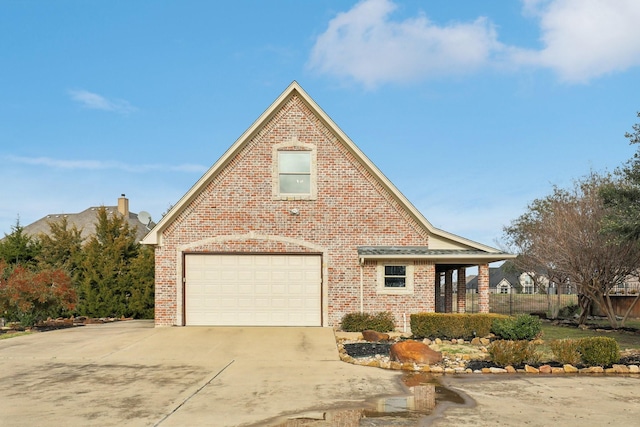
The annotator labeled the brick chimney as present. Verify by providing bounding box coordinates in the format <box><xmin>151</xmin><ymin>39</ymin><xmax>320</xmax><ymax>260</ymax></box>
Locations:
<box><xmin>118</xmin><ymin>194</ymin><xmax>129</xmax><ymax>217</ymax></box>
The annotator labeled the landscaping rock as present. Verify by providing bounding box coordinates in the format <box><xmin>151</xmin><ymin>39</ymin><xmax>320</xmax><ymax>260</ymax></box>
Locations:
<box><xmin>563</xmin><ymin>364</ymin><xmax>579</xmax><ymax>373</ymax></box>
<box><xmin>524</xmin><ymin>365</ymin><xmax>539</xmax><ymax>374</ymax></box>
<box><xmin>361</xmin><ymin>330</ymin><xmax>390</xmax><ymax>342</ymax></box>
<box><xmin>471</xmin><ymin>337</ymin><xmax>481</xmax><ymax>346</ymax></box>
<box><xmin>580</xmin><ymin>366</ymin><xmax>604</xmax><ymax>373</ymax></box>
<box><xmin>628</xmin><ymin>365</ymin><xmax>639</xmax><ymax>373</ymax></box>
<box><xmin>390</xmin><ymin>340</ymin><xmax>443</xmax><ymax>365</ymax></box>
<box><xmin>612</xmin><ymin>364</ymin><xmax>630</xmax><ymax>374</ymax></box>
<box><xmin>539</xmin><ymin>365</ymin><xmax>552</xmax><ymax>374</ymax></box>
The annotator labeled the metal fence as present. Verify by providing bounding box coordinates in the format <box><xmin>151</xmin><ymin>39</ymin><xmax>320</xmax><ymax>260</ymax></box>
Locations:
<box><xmin>461</xmin><ymin>292</ymin><xmax>579</xmax><ymax>316</ymax></box>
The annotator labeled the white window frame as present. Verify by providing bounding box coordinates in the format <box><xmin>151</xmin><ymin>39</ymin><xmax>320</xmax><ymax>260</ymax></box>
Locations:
<box><xmin>272</xmin><ymin>139</ymin><xmax>317</xmax><ymax>200</ymax></box>
<box><xmin>376</xmin><ymin>262</ymin><xmax>414</xmax><ymax>295</ymax></box>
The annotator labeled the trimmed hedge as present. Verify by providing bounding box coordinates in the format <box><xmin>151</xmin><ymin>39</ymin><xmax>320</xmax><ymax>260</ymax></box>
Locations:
<box><xmin>550</xmin><ymin>337</ymin><xmax>620</xmax><ymax>366</ymax></box>
<box><xmin>577</xmin><ymin>337</ymin><xmax>620</xmax><ymax>366</ymax></box>
<box><xmin>489</xmin><ymin>340</ymin><xmax>541</xmax><ymax>367</ymax></box>
<box><xmin>491</xmin><ymin>314</ymin><xmax>542</xmax><ymax>341</ymax></box>
<box><xmin>340</xmin><ymin>311</ymin><xmax>395</xmax><ymax>332</ymax></box>
<box><xmin>549</xmin><ymin>339</ymin><xmax>582</xmax><ymax>365</ymax></box>
<box><xmin>410</xmin><ymin>313</ymin><xmax>506</xmax><ymax>339</ymax></box>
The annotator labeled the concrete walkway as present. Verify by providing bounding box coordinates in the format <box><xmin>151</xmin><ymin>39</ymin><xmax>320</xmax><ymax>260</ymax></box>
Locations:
<box><xmin>0</xmin><ymin>321</ymin><xmax>402</xmax><ymax>426</ymax></box>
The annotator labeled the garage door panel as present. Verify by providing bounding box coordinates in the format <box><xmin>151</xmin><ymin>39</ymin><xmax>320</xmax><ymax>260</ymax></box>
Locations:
<box><xmin>185</xmin><ymin>254</ymin><xmax>321</xmax><ymax>326</ymax></box>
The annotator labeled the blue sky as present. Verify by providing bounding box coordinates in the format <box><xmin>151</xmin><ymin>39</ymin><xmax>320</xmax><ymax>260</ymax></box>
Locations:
<box><xmin>2</xmin><ymin>0</ymin><xmax>640</xmax><ymax>250</ymax></box>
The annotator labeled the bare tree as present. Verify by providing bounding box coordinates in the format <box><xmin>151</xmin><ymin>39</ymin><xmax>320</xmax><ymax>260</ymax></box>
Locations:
<box><xmin>504</xmin><ymin>173</ymin><xmax>640</xmax><ymax>327</ymax></box>
<box><xmin>503</xmin><ymin>197</ymin><xmax>571</xmax><ymax>318</ymax></box>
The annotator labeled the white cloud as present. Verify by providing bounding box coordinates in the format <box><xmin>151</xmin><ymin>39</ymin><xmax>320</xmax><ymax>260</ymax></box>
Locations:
<box><xmin>513</xmin><ymin>0</ymin><xmax>640</xmax><ymax>83</ymax></box>
<box><xmin>5</xmin><ymin>155</ymin><xmax>207</xmax><ymax>174</ymax></box>
<box><xmin>308</xmin><ymin>0</ymin><xmax>503</xmax><ymax>88</ymax></box>
<box><xmin>68</xmin><ymin>89</ymin><xmax>138</xmax><ymax>114</ymax></box>
<box><xmin>309</xmin><ymin>0</ymin><xmax>640</xmax><ymax>86</ymax></box>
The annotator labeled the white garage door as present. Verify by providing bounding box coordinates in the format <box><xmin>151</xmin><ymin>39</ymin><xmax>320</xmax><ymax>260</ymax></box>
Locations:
<box><xmin>184</xmin><ymin>254</ymin><xmax>322</xmax><ymax>326</ymax></box>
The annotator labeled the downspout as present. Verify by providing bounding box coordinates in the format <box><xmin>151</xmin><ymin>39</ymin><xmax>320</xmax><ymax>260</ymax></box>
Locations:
<box><xmin>359</xmin><ymin>257</ymin><xmax>364</xmax><ymax>313</ymax></box>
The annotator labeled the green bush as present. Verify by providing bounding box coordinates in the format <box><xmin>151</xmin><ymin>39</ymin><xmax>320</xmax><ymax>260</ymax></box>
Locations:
<box><xmin>410</xmin><ymin>313</ymin><xmax>505</xmax><ymax>339</ymax></box>
<box><xmin>577</xmin><ymin>337</ymin><xmax>620</xmax><ymax>366</ymax></box>
<box><xmin>557</xmin><ymin>303</ymin><xmax>580</xmax><ymax>319</ymax></box>
<box><xmin>340</xmin><ymin>311</ymin><xmax>395</xmax><ymax>332</ymax></box>
<box><xmin>491</xmin><ymin>314</ymin><xmax>542</xmax><ymax>340</ymax></box>
<box><xmin>489</xmin><ymin>340</ymin><xmax>541</xmax><ymax>367</ymax></box>
<box><xmin>549</xmin><ymin>339</ymin><xmax>582</xmax><ymax>365</ymax></box>
<box><xmin>550</xmin><ymin>337</ymin><xmax>620</xmax><ymax>366</ymax></box>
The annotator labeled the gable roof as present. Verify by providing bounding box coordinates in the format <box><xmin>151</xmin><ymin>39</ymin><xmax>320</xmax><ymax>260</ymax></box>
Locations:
<box><xmin>467</xmin><ymin>264</ymin><xmax>522</xmax><ymax>290</ymax></box>
<box><xmin>22</xmin><ymin>206</ymin><xmax>151</xmax><ymax>242</ymax></box>
<box><xmin>142</xmin><ymin>81</ymin><xmax>512</xmax><ymax>260</ymax></box>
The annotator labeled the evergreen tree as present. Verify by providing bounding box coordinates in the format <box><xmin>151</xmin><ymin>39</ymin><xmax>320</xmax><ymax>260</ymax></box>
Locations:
<box><xmin>127</xmin><ymin>244</ymin><xmax>155</xmax><ymax>319</ymax></box>
<box><xmin>0</xmin><ymin>219</ymin><xmax>41</xmax><ymax>267</ymax></box>
<box><xmin>77</xmin><ymin>207</ymin><xmax>154</xmax><ymax>318</ymax></box>
<box><xmin>601</xmin><ymin>112</ymin><xmax>640</xmax><ymax>240</ymax></box>
<box><xmin>36</xmin><ymin>216</ymin><xmax>85</xmax><ymax>284</ymax></box>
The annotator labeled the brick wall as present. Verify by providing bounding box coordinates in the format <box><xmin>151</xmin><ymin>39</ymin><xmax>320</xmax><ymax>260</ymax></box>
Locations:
<box><xmin>154</xmin><ymin>93</ymin><xmax>432</xmax><ymax>327</ymax></box>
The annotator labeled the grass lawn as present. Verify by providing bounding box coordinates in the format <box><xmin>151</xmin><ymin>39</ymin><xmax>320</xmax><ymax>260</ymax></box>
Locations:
<box><xmin>540</xmin><ymin>322</ymin><xmax>640</xmax><ymax>351</ymax></box>
<box><xmin>0</xmin><ymin>331</ymin><xmax>32</xmax><ymax>340</ymax></box>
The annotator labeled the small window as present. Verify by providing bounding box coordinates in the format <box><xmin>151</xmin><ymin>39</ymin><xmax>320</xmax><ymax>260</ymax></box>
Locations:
<box><xmin>279</xmin><ymin>151</ymin><xmax>310</xmax><ymax>194</ymax></box>
<box><xmin>384</xmin><ymin>265</ymin><xmax>406</xmax><ymax>288</ymax></box>
<box><xmin>377</xmin><ymin>263</ymin><xmax>414</xmax><ymax>295</ymax></box>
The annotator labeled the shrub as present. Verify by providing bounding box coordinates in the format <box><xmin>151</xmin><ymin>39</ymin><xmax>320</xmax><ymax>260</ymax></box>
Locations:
<box><xmin>489</xmin><ymin>340</ymin><xmax>541</xmax><ymax>367</ymax></box>
<box><xmin>491</xmin><ymin>314</ymin><xmax>542</xmax><ymax>341</ymax></box>
<box><xmin>557</xmin><ymin>303</ymin><xmax>580</xmax><ymax>319</ymax></box>
<box><xmin>340</xmin><ymin>311</ymin><xmax>395</xmax><ymax>332</ymax></box>
<box><xmin>410</xmin><ymin>313</ymin><xmax>505</xmax><ymax>339</ymax></box>
<box><xmin>549</xmin><ymin>339</ymin><xmax>582</xmax><ymax>365</ymax></box>
<box><xmin>0</xmin><ymin>262</ymin><xmax>77</xmax><ymax>327</ymax></box>
<box><xmin>577</xmin><ymin>337</ymin><xmax>620</xmax><ymax>366</ymax></box>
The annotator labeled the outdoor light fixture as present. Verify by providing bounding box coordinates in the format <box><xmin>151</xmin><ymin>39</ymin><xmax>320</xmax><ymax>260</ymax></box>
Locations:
<box><xmin>289</xmin><ymin>208</ymin><xmax>300</xmax><ymax>215</ymax></box>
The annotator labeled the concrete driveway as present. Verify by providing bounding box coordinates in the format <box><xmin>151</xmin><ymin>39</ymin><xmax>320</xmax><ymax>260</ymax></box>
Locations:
<box><xmin>0</xmin><ymin>321</ymin><xmax>402</xmax><ymax>427</ymax></box>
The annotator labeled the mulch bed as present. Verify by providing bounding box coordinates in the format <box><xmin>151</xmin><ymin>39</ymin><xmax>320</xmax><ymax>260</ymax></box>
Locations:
<box><xmin>343</xmin><ymin>342</ymin><xmax>392</xmax><ymax>358</ymax></box>
<box><xmin>0</xmin><ymin>317</ymin><xmax>132</xmax><ymax>335</ymax></box>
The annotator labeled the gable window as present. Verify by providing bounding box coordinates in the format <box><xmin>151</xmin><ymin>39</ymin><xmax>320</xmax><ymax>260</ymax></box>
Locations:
<box><xmin>377</xmin><ymin>263</ymin><xmax>414</xmax><ymax>295</ymax></box>
<box><xmin>272</xmin><ymin>140</ymin><xmax>317</xmax><ymax>200</ymax></box>
<box><xmin>279</xmin><ymin>151</ymin><xmax>310</xmax><ymax>194</ymax></box>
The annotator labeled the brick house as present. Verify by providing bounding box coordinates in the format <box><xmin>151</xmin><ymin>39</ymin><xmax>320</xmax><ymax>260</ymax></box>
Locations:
<box><xmin>142</xmin><ymin>82</ymin><xmax>514</xmax><ymax>328</ymax></box>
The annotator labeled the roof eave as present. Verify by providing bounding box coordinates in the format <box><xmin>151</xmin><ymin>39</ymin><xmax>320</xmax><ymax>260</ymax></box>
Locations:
<box><xmin>359</xmin><ymin>253</ymin><xmax>517</xmax><ymax>264</ymax></box>
<box><xmin>141</xmin><ymin>82</ymin><xmax>306</xmax><ymax>246</ymax></box>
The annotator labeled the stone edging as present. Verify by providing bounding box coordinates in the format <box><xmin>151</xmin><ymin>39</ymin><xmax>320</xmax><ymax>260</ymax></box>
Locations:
<box><xmin>335</xmin><ymin>333</ymin><xmax>640</xmax><ymax>375</ymax></box>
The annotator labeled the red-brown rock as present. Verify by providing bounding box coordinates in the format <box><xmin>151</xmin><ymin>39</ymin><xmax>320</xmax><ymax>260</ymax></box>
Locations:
<box><xmin>539</xmin><ymin>364</ymin><xmax>552</xmax><ymax>374</ymax></box>
<box><xmin>362</xmin><ymin>330</ymin><xmax>390</xmax><ymax>342</ymax></box>
<box><xmin>390</xmin><ymin>340</ymin><xmax>442</xmax><ymax>365</ymax></box>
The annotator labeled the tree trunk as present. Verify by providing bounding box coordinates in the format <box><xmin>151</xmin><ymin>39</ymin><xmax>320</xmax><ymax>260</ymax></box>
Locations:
<box><xmin>602</xmin><ymin>293</ymin><xmax>619</xmax><ymax>328</ymax></box>
<box><xmin>577</xmin><ymin>294</ymin><xmax>591</xmax><ymax>325</ymax></box>
<box><xmin>620</xmin><ymin>293</ymin><xmax>640</xmax><ymax>327</ymax></box>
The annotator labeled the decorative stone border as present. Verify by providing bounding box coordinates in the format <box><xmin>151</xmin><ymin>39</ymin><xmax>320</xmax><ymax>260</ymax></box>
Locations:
<box><xmin>335</xmin><ymin>332</ymin><xmax>640</xmax><ymax>375</ymax></box>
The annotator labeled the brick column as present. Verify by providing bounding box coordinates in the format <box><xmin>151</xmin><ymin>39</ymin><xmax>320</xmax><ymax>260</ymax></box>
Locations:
<box><xmin>434</xmin><ymin>273</ymin><xmax>442</xmax><ymax>312</ymax></box>
<box><xmin>457</xmin><ymin>267</ymin><xmax>466</xmax><ymax>313</ymax></box>
<box><xmin>478</xmin><ymin>263</ymin><xmax>490</xmax><ymax>313</ymax></box>
<box><xmin>444</xmin><ymin>270</ymin><xmax>453</xmax><ymax>313</ymax></box>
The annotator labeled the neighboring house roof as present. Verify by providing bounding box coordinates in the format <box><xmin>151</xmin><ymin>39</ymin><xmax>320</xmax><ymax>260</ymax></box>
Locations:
<box><xmin>22</xmin><ymin>195</ymin><xmax>152</xmax><ymax>242</ymax></box>
<box><xmin>142</xmin><ymin>81</ymin><xmax>514</xmax><ymax>264</ymax></box>
<box><xmin>467</xmin><ymin>264</ymin><xmax>522</xmax><ymax>290</ymax></box>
